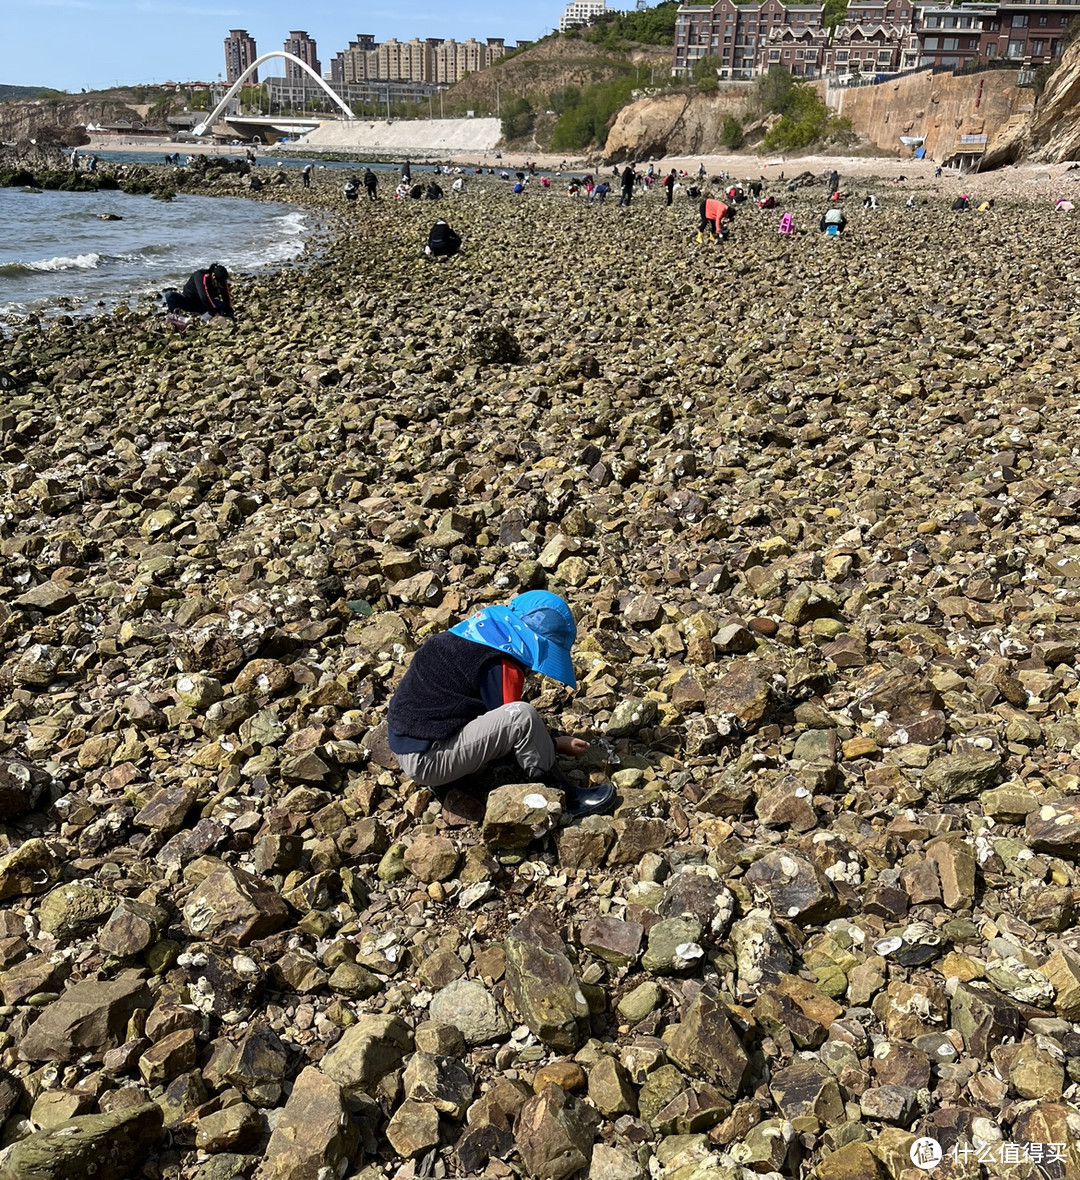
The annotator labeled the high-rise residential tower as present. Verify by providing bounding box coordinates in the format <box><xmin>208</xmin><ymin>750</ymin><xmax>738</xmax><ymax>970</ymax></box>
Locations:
<box><xmin>224</xmin><ymin>29</ymin><xmax>259</xmax><ymax>83</ymax></box>
<box><xmin>283</xmin><ymin>30</ymin><xmax>321</xmax><ymax>79</ymax></box>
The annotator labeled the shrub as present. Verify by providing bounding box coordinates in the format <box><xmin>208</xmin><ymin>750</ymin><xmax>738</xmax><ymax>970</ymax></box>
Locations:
<box><xmin>501</xmin><ymin>96</ymin><xmax>535</xmax><ymax>141</ymax></box>
<box><xmin>550</xmin><ymin>74</ymin><xmax>637</xmax><ymax>150</ymax></box>
<box><xmin>720</xmin><ymin>113</ymin><xmax>745</xmax><ymax>149</ymax></box>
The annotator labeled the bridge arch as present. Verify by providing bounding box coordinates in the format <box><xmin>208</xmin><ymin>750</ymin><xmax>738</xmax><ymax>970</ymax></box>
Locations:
<box><xmin>194</xmin><ymin>51</ymin><xmax>354</xmax><ymax>135</ymax></box>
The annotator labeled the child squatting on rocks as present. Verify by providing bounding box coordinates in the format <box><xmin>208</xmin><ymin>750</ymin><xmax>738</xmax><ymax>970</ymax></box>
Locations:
<box><xmin>386</xmin><ymin>592</ymin><xmax>616</xmax><ymax>819</ymax></box>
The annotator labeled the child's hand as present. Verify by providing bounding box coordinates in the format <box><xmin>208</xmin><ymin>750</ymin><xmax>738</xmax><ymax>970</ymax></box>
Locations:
<box><xmin>556</xmin><ymin>736</ymin><xmax>590</xmax><ymax>757</ymax></box>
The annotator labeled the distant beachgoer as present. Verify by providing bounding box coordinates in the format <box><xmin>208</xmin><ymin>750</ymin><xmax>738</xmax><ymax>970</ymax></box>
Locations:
<box><xmin>663</xmin><ymin>169</ymin><xmax>676</xmax><ymax>207</ymax></box>
<box><xmin>402</xmin><ymin>162</ymin><xmax>411</xmax><ymax>183</ymax></box>
<box><xmin>70</xmin><ymin>149</ymin><xmax>79</xmax><ymax>170</ymax></box>
<box><xmin>820</xmin><ymin>206</ymin><xmax>847</xmax><ymax>234</ymax></box>
<box><xmin>619</xmin><ymin>163</ymin><xmax>635</xmax><ymax>207</ymax></box>
<box><xmin>343</xmin><ymin>177</ymin><xmax>360</xmax><ymax>201</ymax></box>
<box><xmin>863</xmin><ymin>194</ymin><xmax>878</xmax><ymax>209</ymax></box>
<box><xmin>426</xmin><ymin>181</ymin><xmax>444</xmax><ymax>201</ymax></box>
<box><xmin>828</xmin><ymin>169</ymin><xmax>839</xmax><ymax>196</ymax></box>
<box><xmin>425</xmin><ymin>219</ymin><xmax>462</xmax><ymax>259</ymax></box>
<box><xmin>1057</xmin><ymin>198</ymin><xmax>1075</xmax><ymax>213</ymax></box>
<box><xmin>164</xmin><ymin>264</ymin><xmax>234</xmax><ymax>323</ymax></box>
<box><xmin>250</xmin><ymin>175</ymin><xmax>263</xmax><ymax>193</ymax></box>
<box><xmin>595</xmin><ymin>181</ymin><xmax>609</xmax><ymax>202</ymax></box>
<box><xmin>452</xmin><ymin>176</ymin><xmax>466</xmax><ymax>195</ymax></box>
<box><xmin>952</xmin><ymin>195</ymin><xmax>971</xmax><ymax>212</ymax></box>
<box><xmin>363</xmin><ymin>168</ymin><xmax>378</xmax><ymax>200</ymax></box>
<box><xmin>698</xmin><ymin>196</ymin><xmax>733</xmax><ymax>241</ymax></box>
<box><xmin>697</xmin><ymin>162</ymin><xmax>706</xmax><ymax>181</ymax></box>
<box><xmin>301</xmin><ymin>163</ymin><xmax>312</xmax><ymax>188</ymax></box>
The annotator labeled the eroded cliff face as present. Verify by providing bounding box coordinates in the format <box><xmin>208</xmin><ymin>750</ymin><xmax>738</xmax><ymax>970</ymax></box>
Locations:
<box><xmin>982</xmin><ymin>37</ymin><xmax>1080</xmax><ymax>166</ymax></box>
<box><xmin>0</xmin><ymin>100</ymin><xmax>142</xmax><ymax>144</ymax></box>
<box><xmin>1029</xmin><ymin>40</ymin><xmax>1080</xmax><ymax>161</ymax></box>
<box><xmin>603</xmin><ymin>89</ymin><xmax>754</xmax><ymax>161</ymax></box>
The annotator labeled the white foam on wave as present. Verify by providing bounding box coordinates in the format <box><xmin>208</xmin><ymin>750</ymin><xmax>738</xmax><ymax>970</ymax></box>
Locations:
<box><xmin>26</xmin><ymin>252</ymin><xmax>102</xmax><ymax>272</ymax></box>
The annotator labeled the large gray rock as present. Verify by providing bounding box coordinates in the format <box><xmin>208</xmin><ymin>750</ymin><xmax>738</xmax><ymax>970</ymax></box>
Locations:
<box><xmin>665</xmin><ymin>986</ymin><xmax>749</xmax><ymax>1099</ymax></box>
<box><xmin>516</xmin><ymin>1084</ymin><xmax>601</xmax><ymax>1180</ymax></box>
<box><xmin>255</xmin><ymin>1066</ymin><xmax>358</xmax><ymax>1180</ymax></box>
<box><xmin>18</xmin><ymin>975</ymin><xmax>152</xmax><ymax>1063</ymax></box>
<box><xmin>319</xmin><ymin>1014</ymin><xmax>413</xmax><ymax>1093</ymax></box>
<box><xmin>0</xmin><ymin>1102</ymin><xmax>162</xmax><ymax>1180</ymax></box>
<box><xmin>505</xmin><ymin>908</ymin><xmax>590</xmax><ymax>1052</ymax></box>
<box><xmin>429</xmin><ymin>978</ymin><xmax>510</xmax><ymax>1046</ymax></box>
<box><xmin>481</xmin><ymin>783</ymin><xmax>563</xmax><ymax>849</ymax></box>
<box><xmin>182</xmin><ymin>864</ymin><xmax>290</xmax><ymax>946</ymax></box>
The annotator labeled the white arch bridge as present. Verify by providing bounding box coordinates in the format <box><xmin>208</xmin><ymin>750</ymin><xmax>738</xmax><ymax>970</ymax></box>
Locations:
<box><xmin>194</xmin><ymin>50</ymin><xmax>354</xmax><ymax>136</ymax></box>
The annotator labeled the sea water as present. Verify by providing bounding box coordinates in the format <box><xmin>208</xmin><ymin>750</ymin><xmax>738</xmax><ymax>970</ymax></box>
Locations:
<box><xmin>0</xmin><ymin>187</ymin><xmax>310</xmax><ymax>321</ymax></box>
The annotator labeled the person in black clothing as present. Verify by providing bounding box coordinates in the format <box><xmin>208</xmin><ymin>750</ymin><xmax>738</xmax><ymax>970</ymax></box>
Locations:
<box><xmin>386</xmin><ymin>591</ymin><xmax>614</xmax><ymax>817</ymax></box>
<box><xmin>425</xmin><ymin>181</ymin><xmax>444</xmax><ymax>200</ymax></box>
<box><xmin>828</xmin><ymin>169</ymin><xmax>840</xmax><ymax>196</ymax></box>
<box><xmin>664</xmin><ymin>169</ymin><xmax>677</xmax><ymax>206</ymax></box>
<box><xmin>401</xmin><ymin>161</ymin><xmax>411</xmax><ymax>184</ymax></box>
<box><xmin>164</xmin><ymin>264</ymin><xmax>234</xmax><ymax>322</ymax></box>
<box><xmin>363</xmin><ymin>168</ymin><xmax>378</xmax><ymax>200</ymax></box>
<box><xmin>425</xmin><ymin>220</ymin><xmax>462</xmax><ymax>258</ymax></box>
<box><xmin>343</xmin><ymin>177</ymin><xmax>360</xmax><ymax>201</ymax></box>
<box><xmin>618</xmin><ymin>163</ymin><xmax>635</xmax><ymax>207</ymax></box>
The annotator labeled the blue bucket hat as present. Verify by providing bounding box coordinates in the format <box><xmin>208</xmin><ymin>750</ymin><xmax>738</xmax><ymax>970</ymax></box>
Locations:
<box><xmin>448</xmin><ymin>590</ymin><xmax>578</xmax><ymax>688</ymax></box>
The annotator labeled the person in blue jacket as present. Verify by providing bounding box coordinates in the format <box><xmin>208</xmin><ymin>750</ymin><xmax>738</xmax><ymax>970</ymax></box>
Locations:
<box><xmin>387</xmin><ymin>591</ymin><xmax>615</xmax><ymax>818</ymax></box>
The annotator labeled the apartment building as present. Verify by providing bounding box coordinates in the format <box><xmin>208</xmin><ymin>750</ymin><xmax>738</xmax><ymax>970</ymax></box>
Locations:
<box><xmin>560</xmin><ymin>0</ymin><xmax>610</xmax><ymax>31</ymax></box>
<box><xmin>224</xmin><ymin>29</ymin><xmax>258</xmax><ymax>84</ymax></box>
<box><xmin>330</xmin><ymin>33</ymin><xmax>507</xmax><ymax>86</ymax></box>
<box><xmin>283</xmin><ymin>31</ymin><xmax>321</xmax><ymax>80</ymax></box>
<box><xmin>914</xmin><ymin>1</ymin><xmax>1070</xmax><ymax>67</ymax></box>
<box><xmin>673</xmin><ymin>0</ymin><xmax>1072</xmax><ymax>79</ymax></box>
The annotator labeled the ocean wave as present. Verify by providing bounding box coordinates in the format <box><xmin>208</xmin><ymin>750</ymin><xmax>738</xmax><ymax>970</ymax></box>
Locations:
<box><xmin>0</xmin><ymin>253</ymin><xmax>102</xmax><ymax>277</ymax></box>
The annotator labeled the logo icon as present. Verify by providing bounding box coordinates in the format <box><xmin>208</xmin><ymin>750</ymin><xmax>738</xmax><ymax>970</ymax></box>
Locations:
<box><xmin>910</xmin><ymin>1138</ymin><xmax>943</xmax><ymax>1170</ymax></box>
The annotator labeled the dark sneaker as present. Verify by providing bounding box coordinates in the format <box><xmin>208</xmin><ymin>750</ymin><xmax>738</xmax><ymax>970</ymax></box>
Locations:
<box><xmin>532</xmin><ymin>767</ymin><xmax>616</xmax><ymax>820</ymax></box>
<box><xmin>563</xmin><ymin>780</ymin><xmax>616</xmax><ymax>819</ymax></box>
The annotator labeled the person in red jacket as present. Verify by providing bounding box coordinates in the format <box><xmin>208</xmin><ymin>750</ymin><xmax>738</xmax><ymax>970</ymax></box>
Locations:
<box><xmin>386</xmin><ymin>592</ymin><xmax>615</xmax><ymax>818</ymax></box>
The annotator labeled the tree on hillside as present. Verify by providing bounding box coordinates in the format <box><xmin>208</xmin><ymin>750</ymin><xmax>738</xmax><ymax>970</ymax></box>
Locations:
<box><xmin>755</xmin><ymin>64</ymin><xmax>795</xmax><ymax>114</ymax></box>
<box><xmin>823</xmin><ymin>0</ymin><xmax>849</xmax><ymax>31</ymax></box>
<box><xmin>501</xmin><ymin>96</ymin><xmax>535</xmax><ymax>140</ymax></box>
<box><xmin>581</xmin><ymin>1</ymin><xmax>679</xmax><ymax>48</ymax></box>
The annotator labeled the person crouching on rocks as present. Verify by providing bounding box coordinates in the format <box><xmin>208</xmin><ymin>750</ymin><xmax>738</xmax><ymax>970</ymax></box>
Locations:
<box><xmin>425</xmin><ymin>219</ymin><xmax>462</xmax><ymax>259</ymax></box>
<box><xmin>164</xmin><ymin>264</ymin><xmax>234</xmax><ymax>326</ymax></box>
<box><xmin>819</xmin><ymin>206</ymin><xmax>847</xmax><ymax>234</ymax></box>
<box><xmin>386</xmin><ymin>591</ymin><xmax>615</xmax><ymax>819</ymax></box>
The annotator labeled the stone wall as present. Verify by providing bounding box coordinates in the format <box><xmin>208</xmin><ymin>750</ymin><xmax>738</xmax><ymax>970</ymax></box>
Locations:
<box><xmin>828</xmin><ymin>69</ymin><xmax>1028</xmax><ymax>162</ymax></box>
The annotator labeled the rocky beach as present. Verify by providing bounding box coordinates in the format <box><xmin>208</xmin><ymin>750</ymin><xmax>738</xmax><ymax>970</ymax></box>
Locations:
<box><xmin>3</xmin><ymin>157</ymin><xmax>1080</xmax><ymax>1180</ymax></box>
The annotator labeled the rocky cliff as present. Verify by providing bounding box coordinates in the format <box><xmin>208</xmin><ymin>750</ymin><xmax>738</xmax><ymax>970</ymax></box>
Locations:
<box><xmin>0</xmin><ymin>99</ymin><xmax>142</xmax><ymax>145</ymax></box>
<box><xmin>603</xmin><ymin>89</ymin><xmax>754</xmax><ymax>161</ymax></box>
<box><xmin>983</xmin><ymin>36</ymin><xmax>1080</xmax><ymax>166</ymax></box>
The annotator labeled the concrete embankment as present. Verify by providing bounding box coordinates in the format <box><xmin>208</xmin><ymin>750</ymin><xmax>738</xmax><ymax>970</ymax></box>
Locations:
<box><xmin>294</xmin><ymin>117</ymin><xmax>502</xmax><ymax>157</ymax></box>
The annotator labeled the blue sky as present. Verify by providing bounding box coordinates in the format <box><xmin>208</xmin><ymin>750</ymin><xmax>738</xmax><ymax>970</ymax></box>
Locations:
<box><xmin>8</xmin><ymin>0</ymin><xmax>561</xmax><ymax>91</ymax></box>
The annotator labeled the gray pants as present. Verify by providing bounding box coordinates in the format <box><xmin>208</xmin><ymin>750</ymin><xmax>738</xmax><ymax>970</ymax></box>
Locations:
<box><xmin>395</xmin><ymin>702</ymin><xmax>555</xmax><ymax>788</ymax></box>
